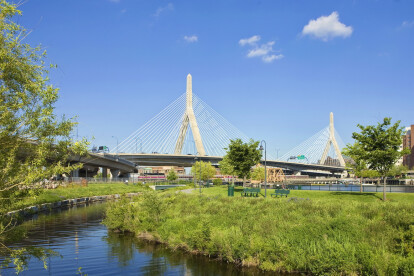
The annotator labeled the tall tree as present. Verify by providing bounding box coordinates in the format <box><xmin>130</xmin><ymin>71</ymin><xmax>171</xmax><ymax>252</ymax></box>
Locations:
<box><xmin>166</xmin><ymin>169</ymin><xmax>178</xmax><ymax>182</ymax></box>
<box><xmin>218</xmin><ymin>155</ymin><xmax>237</xmax><ymax>185</ymax></box>
<box><xmin>223</xmin><ymin>139</ymin><xmax>262</xmax><ymax>186</ymax></box>
<box><xmin>343</xmin><ymin>144</ymin><xmax>369</xmax><ymax>192</ymax></box>
<box><xmin>0</xmin><ymin>0</ymin><xmax>87</xmax><ymax>271</ymax></box>
<box><xmin>191</xmin><ymin>161</ymin><xmax>216</xmax><ymax>182</ymax></box>
<box><xmin>251</xmin><ymin>166</ymin><xmax>265</xmax><ymax>182</ymax></box>
<box><xmin>343</xmin><ymin>118</ymin><xmax>409</xmax><ymax>200</ymax></box>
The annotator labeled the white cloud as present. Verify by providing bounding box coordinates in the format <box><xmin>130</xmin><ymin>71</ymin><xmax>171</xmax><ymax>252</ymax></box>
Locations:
<box><xmin>302</xmin><ymin>11</ymin><xmax>353</xmax><ymax>41</ymax></box>
<box><xmin>239</xmin><ymin>35</ymin><xmax>261</xmax><ymax>46</ymax></box>
<box><xmin>239</xmin><ymin>37</ymin><xmax>283</xmax><ymax>63</ymax></box>
<box><xmin>247</xmin><ymin>41</ymin><xmax>274</xmax><ymax>57</ymax></box>
<box><xmin>262</xmin><ymin>54</ymin><xmax>284</xmax><ymax>63</ymax></box>
<box><xmin>184</xmin><ymin>35</ymin><xmax>198</xmax><ymax>43</ymax></box>
<box><xmin>401</xmin><ymin>20</ymin><xmax>414</xmax><ymax>28</ymax></box>
<box><xmin>154</xmin><ymin>3</ymin><xmax>174</xmax><ymax>17</ymax></box>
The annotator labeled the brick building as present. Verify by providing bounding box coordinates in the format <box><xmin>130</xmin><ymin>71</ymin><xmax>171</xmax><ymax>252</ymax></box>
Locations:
<box><xmin>402</xmin><ymin>125</ymin><xmax>414</xmax><ymax>170</ymax></box>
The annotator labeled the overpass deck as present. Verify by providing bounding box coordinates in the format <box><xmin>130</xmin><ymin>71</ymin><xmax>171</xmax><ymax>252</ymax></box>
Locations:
<box><xmin>117</xmin><ymin>153</ymin><xmax>345</xmax><ymax>173</ymax></box>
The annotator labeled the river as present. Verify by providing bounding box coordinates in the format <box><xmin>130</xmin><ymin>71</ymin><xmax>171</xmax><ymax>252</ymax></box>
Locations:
<box><xmin>1</xmin><ymin>202</ymin><xmax>273</xmax><ymax>275</ymax></box>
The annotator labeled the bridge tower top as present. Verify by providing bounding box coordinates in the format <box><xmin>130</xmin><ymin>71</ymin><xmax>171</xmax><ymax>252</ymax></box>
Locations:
<box><xmin>186</xmin><ymin>74</ymin><xmax>192</xmax><ymax>109</ymax></box>
<box><xmin>320</xmin><ymin>112</ymin><xmax>345</xmax><ymax>166</ymax></box>
<box><xmin>174</xmin><ymin>74</ymin><xmax>206</xmax><ymax>155</ymax></box>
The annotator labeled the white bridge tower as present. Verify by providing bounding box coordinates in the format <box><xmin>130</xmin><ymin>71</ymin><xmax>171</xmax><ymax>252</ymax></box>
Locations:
<box><xmin>319</xmin><ymin>112</ymin><xmax>346</xmax><ymax>166</ymax></box>
<box><xmin>174</xmin><ymin>74</ymin><xmax>206</xmax><ymax>155</ymax></box>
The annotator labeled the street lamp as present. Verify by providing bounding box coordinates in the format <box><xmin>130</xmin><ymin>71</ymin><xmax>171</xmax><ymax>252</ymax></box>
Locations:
<box><xmin>259</xmin><ymin>140</ymin><xmax>267</xmax><ymax>198</ymax></box>
<box><xmin>200</xmin><ymin>158</ymin><xmax>203</xmax><ymax>193</ymax></box>
<box><xmin>112</xmin><ymin>136</ymin><xmax>119</xmax><ymax>156</ymax></box>
<box><xmin>194</xmin><ymin>153</ymin><xmax>199</xmax><ymax>189</ymax></box>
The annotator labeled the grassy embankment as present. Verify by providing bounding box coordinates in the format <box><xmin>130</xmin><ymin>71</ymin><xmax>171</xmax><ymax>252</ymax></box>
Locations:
<box><xmin>103</xmin><ymin>186</ymin><xmax>414</xmax><ymax>275</ymax></box>
<box><xmin>2</xmin><ymin>183</ymin><xmax>153</xmax><ymax>214</ymax></box>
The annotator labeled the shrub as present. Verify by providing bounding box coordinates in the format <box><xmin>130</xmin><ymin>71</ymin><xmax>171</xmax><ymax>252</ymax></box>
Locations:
<box><xmin>213</xmin><ymin>178</ymin><xmax>222</xmax><ymax>186</ymax></box>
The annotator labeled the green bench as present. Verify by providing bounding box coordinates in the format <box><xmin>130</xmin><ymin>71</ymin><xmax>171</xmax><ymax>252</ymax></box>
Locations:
<box><xmin>271</xmin><ymin>189</ymin><xmax>290</xmax><ymax>198</ymax></box>
<box><xmin>241</xmin><ymin>188</ymin><xmax>260</xmax><ymax>197</ymax></box>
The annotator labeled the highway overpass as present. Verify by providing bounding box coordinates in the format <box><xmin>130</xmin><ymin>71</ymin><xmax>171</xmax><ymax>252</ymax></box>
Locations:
<box><xmin>117</xmin><ymin>153</ymin><xmax>346</xmax><ymax>174</ymax></box>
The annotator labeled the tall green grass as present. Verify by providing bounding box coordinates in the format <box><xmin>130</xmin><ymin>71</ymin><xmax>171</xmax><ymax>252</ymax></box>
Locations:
<box><xmin>104</xmin><ymin>190</ymin><xmax>414</xmax><ymax>275</ymax></box>
<box><xmin>1</xmin><ymin>183</ymin><xmax>150</xmax><ymax>214</ymax></box>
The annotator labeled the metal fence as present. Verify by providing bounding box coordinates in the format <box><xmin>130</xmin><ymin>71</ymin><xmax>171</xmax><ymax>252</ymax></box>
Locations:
<box><xmin>63</xmin><ymin>177</ymin><xmax>193</xmax><ymax>185</ymax></box>
<box><xmin>286</xmin><ymin>184</ymin><xmax>414</xmax><ymax>193</ymax></box>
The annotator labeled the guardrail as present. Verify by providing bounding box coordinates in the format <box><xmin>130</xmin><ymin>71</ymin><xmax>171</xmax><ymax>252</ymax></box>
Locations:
<box><xmin>286</xmin><ymin>184</ymin><xmax>414</xmax><ymax>193</ymax></box>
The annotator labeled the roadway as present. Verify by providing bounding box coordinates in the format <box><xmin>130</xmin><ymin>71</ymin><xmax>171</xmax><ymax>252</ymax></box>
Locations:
<box><xmin>117</xmin><ymin>153</ymin><xmax>345</xmax><ymax>173</ymax></box>
<box><xmin>68</xmin><ymin>152</ymin><xmax>136</xmax><ymax>177</ymax></box>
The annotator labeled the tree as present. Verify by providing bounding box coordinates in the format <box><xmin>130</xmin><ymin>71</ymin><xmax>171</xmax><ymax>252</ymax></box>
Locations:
<box><xmin>222</xmin><ymin>139</ymin><xmax>262</xmax><ymax>186</ymax></box>
<box><xmin>191</xmin><ymin>161</ymin><xmax>216</xmax><ymax>182</ymax></box>
<box><xmin>0</xmin><ymin>1</ymin><xmax>87</xmax><ymax>272</ymax></box>
<box><xmin>218</xmin><ymin>155</ymin><xmax>236</xmax><ymax>184</ymax></box>
<box><xmin>166</xmin><ymin>169</ymin><xmax>178</xmax><ymax>182</ymax></box>
<box><xmin>343</xmin><ymin>144</ymin><xmax>374</xmax><ymax>192</ymax></box>
<box><xmin>343</xmin><ymin>118</ymin><xmax>410</xmax><ymax>200</ymax></box>
<box><xmin>251</xmin><ymin>166</ymin><xmax>265</xmax><ymax>182</ymax></box>
<box><xmin>387</xmin><ymin>165</ymin><xmax>408</xmax><ymax>178</ymax></box>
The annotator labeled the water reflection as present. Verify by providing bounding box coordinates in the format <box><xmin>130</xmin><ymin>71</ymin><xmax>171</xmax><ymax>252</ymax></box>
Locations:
<box><xmin>1</xmin><ymin>202</ymin><xmax>277</xmax><ymax>275</ymax></box>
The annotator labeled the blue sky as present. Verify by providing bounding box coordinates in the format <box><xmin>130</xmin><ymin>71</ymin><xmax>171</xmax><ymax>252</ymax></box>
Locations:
<box><xmin>18</xmin><ymin>0</ymin><xmax>414</xmax><ymax>156</ymax></box>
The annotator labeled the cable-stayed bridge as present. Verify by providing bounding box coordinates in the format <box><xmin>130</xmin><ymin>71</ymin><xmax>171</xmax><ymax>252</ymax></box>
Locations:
<box><xmin>112</xmin><ymin>74</ymin><xmax>346</xmax><ymax>174</ymax></box>
<box><xmin>114</xmin><ymin>74</ymin><xmax>250</xmax><ymax>157</ymax></box>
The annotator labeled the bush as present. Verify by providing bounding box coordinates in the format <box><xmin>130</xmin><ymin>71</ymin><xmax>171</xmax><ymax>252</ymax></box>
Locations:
<box><xmin>213</xmin><ymin>178</ymin><xmax>222</xmax><ymax>186</ymax></box>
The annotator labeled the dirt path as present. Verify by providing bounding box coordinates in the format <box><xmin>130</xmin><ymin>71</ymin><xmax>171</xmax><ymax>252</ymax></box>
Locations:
<box><xmin>177</xmin><ymin>188</ymin><xmax>196</xmax><ymax>194</ymax></box>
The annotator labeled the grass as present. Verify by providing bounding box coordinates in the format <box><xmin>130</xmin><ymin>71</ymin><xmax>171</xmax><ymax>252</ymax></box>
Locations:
<box><xmin>194</xmin><ymin>185</ymin><xmax>414</xmax><ymax>203</ymax></box>
<box><xmin>103</xmin><ymin>187</ymin><xmax>414</xmax><ymax>275</ymax></box>
<box><xmin>2</xmin><ymin>183</ymin><xmax>151</xmax><ymax>214</ymax></box>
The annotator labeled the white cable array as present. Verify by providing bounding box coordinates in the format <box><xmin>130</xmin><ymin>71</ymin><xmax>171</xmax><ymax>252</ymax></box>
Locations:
<box><xmin>113</xmin><ymin>88</ymin><xmax>345</xmax><ymax>164</ymax></box>
<box><xmin>113</xmin><ymin>93</ymin><xmax>186</xmax><ymax>154</ymax></box>
<box><xmin>193</xmin><ymin>94</ymin><xmax>251</xmax><ymax>156</ymax></box>
<box><xmin>279</xmin><ymin>126</ymin><xmax>346</xmax><ymax>165</ymax></box>
<box><xmin>113</xmin><ymin>92</ymin><xmax>252</xmax><ymax>156</ymax></box>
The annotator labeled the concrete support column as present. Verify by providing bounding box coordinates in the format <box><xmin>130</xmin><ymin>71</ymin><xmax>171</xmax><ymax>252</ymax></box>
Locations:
<box><xmin>102</xmin><ymin>167</ymin><xmax>108</xmax><ymax>179</ymax></box>
<box><xmin>72</xmin><ymin>169</ymin><xmax>79</xmax><ymax>178</ymax></box>
<box><xmin>110</xmin><ymin>169</ymin><xmax>120</xmax><ymax>179</ymax></box>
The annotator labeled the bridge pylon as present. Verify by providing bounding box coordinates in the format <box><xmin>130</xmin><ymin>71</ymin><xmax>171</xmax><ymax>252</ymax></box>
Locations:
<box><xmin>174</xmin><ymin>74</ymin><xmax>206</xmax><ymax>155</ymax></box>
<box><xmin>319</xmin><ymin>112</ymin><xmax>345</xmax><ymax>166</ymax></box>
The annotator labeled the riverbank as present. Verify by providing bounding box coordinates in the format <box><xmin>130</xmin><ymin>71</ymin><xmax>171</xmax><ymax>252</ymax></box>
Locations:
<box><xmin>103</xmin><ymin>188</ymin><xmax>414</xmax><ymax>275</ymax></box>
<box><xmin>2</xmin><ymin>182</ymin><xmax>193</xmax><ymax>221</ymax></box>
<box><xmin>1</xmin><ymin>201</ymin><xmax>267</xmax><ymax>275</ymax></box>
<box><xmin>1</xmin><ymin>183</ymin><xmax>151</xmax><ymax>215</ymax></box>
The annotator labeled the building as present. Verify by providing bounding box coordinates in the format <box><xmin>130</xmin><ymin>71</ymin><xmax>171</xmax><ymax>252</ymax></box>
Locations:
<box><xmin>137</xmin><ymin>166</ymin><xmax>186</xmax><ymax>175</ymax></box>
<box><xmin>402</xmin><ymin>125</ymin><xmax>414</xmax><ymax>170</ymax></box>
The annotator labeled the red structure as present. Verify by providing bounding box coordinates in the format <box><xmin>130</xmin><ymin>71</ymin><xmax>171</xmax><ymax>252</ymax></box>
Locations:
<box><xmin>402</xmin><ymin>125</ymin><xmax>414</xmax><ymax>170</ymax></box>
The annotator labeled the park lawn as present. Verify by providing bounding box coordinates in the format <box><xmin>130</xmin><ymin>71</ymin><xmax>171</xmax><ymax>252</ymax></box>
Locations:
<box><xmin>3</xmin><ymin>183</ymin><xmax>150</xmax><ymax>213</ymax></box>
<box><xmin>192</xmin><ymin>185</ymin><xmax>414</xmax><ymax>203</ymax></box>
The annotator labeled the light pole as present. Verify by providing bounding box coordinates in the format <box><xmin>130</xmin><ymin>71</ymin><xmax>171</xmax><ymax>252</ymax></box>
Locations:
<box><xmin>276</xmin><ymin>148</ymin><xmax>280</xmax><ymax>160</ymax></box>
<box><xmin>194</xmin><ymin>155</ymin><xmax>197</xmax><ymax>189</ymax></box>
<box><xmin>199</xmin><ymin>155</ymin><xmax>202</xmax><ymax>193</ymax></box>
<box><xmin>135</xmin><ymin>137</ymin><xmax>142</xmax><ymax>153</ymax></box>
<box><xmin>194</xmin><ymin>153</ymin><xmax>199</xmax><ymax>189</ymax></box>
<box><xmin>112</xmin><ymin>136</ymin><xmax>119</xmax><ymax>157</ymax></box>
<box><xmin>259</xmin><ymin>140</ymin><xmax>267</xmax><ymax>198</ymax></box>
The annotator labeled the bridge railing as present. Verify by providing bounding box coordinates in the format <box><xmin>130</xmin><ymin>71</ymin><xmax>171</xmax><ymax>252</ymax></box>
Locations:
<box><xmin>285</xmin><ymin>183</ymin><xmax>414</xmax><ymax>193</ymax></box>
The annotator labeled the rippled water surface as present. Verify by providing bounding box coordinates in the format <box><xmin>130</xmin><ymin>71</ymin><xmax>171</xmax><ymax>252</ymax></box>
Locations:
<box><xmin>1</xmin><ymin>203</ymin><xmax>273</xmax><ymax>275</ymax></box>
